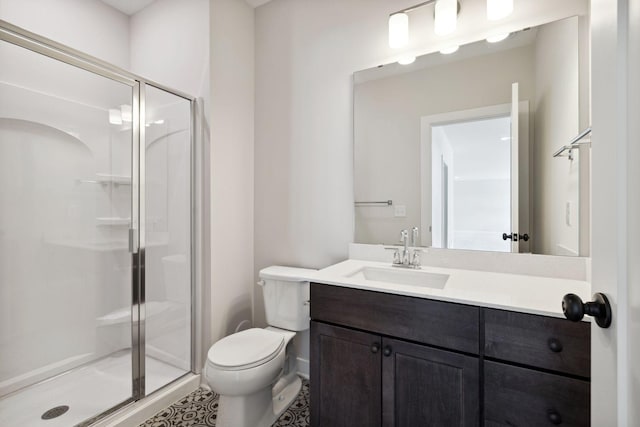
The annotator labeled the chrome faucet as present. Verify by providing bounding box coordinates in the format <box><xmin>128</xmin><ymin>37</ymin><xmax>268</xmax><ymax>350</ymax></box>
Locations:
<box><xmin>385</xmin><ymin>228</ymin><xmax>423</xmax><ymax>269</ymax></box>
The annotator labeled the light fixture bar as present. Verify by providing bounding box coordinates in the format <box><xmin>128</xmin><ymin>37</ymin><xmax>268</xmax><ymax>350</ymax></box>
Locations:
<box><xmin>390</xmin><ymin>0</ymin><xmax>436</xmax><ymax>16</ymax></box>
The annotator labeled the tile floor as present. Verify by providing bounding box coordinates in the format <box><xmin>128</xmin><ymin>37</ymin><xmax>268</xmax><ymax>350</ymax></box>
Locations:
<box><xmin>140</xmin><ymin>379</ymin><xmax>310</xmax><ymax>427</ymax></box>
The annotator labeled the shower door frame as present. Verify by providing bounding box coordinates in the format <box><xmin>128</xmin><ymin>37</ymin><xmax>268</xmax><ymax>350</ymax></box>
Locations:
<box><xmin>0</xmin><ymin>19</ymin><xmax>199</xmax><ymax>424</ymax></box>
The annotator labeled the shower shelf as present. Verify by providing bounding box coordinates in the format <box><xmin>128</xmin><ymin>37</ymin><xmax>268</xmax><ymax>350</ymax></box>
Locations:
<box><xmin>77</xmin><ymin>174</ymin><xmax>131</xmax><ymax>186</ymax></box>
<box><xmin>96</xmin><ymin>217</ymin><xmax>130</xmax><ymax>226</ymax></box>
<box><xmin>96</xmin><ymin>301</ymin><xmax>181</xmax><ymax>326</ymax></box>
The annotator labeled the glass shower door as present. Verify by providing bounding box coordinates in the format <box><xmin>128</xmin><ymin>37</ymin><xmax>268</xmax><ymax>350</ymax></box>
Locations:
<box><xmin>0</xmin><ymin>38</ymin><xmax>136</xmax><ymax>425</ymax></box>
<box><xmin>142</xmin><ymin>84</ymin><xmax>192</xmax><ymax>394</ymax></box>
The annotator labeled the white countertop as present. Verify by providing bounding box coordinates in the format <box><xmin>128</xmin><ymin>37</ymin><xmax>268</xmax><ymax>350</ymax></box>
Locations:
<box><xmin>310</xmin><ymin>259</ymin><xmax>592</xmax><ymax>319</ymax></box>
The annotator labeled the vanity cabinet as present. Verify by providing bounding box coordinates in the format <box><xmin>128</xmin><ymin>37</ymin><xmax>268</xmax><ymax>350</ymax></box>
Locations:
<box><xmin>310</xmin><ymin>283</ymin><xmax>480</xmax><ymax>427</ymax></box>
<box><xmin>311</xmin><ymin>321</ymin><xmax>479</xmax><ymax>427</ymax></box>
<box><xmin>310</xmin><ymin>283</ymin><xmax>591</xmax><ymax>427</ymax></box>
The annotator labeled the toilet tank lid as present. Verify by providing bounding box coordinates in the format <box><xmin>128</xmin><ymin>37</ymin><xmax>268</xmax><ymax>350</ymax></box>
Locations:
<box><xmin>259</xmin><ymin>266</ymin><xmax>317</xmax><ymax>281</ymax></box>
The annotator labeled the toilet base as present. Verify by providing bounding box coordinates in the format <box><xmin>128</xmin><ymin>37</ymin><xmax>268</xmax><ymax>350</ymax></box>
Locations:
<box><xmin>216</xmin><ymin>372</ymin><xmax>302</xmax><ymax>427</ymax></box>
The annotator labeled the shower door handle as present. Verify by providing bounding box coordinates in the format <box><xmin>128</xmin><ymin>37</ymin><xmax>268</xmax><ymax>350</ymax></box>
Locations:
<box><xmin>129</xmin><ymin>228</ymin><xmax>139</xmax><ymax>254</ymax></box>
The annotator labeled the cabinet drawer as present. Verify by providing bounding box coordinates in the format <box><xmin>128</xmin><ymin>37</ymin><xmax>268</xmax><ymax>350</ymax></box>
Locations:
<box><xmin>485</xmin><ymin>361</ymin><xmax>590</xmax><ymax>427</ymax></box>
<box><xmin>484</xmin><ymin>308</ymin><xmax>590</xmax><ymax>377</ymax></box>
<box><xmin>311</xmin><ymin>283</ymin><xmax>479</xmax><ymax>354</ymax></box>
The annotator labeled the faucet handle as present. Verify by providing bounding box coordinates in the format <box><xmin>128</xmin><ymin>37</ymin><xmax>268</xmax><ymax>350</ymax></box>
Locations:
<box><xmin>400</xmin><ymin>229</ymin><xmax>408</xmax><ymax>243</ymax></box>
<box><xmin>384</xmin><ymin>247</ymin><xmax>402</xmax><ymax>264</ymax></box>
<box><xmin>411</xmin><ymin>250</ymin><xmax>421</xmax><ymax>268</ymax></box>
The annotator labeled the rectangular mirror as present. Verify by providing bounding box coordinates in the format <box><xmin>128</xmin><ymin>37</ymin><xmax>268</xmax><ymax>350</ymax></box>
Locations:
<box><xmin>354</xmin><ymin>15</ymin><xmax>590</xmax><ymax>256</ymax></box>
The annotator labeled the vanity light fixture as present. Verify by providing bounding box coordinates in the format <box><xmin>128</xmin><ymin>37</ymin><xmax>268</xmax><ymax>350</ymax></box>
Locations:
<box><xmin>440</xmin><ymin>45</ymin><xmax>459</xmax><ymax>54</ymax></box>
<box><xmin>398</xmin><ymin>55</ymin><xmax>417</xmax><ymax>65</ymax></box>
<box><xmin>486</xmin><ymin>33</ymin><xmax>510</xmax><ymax>43</ymax></box>
<box><xmin>388</xmin><ymin>0</ymin><xmax>461</xmax><ymax>49</ymax></box>
<box><xmin>487</xmin><ymin>0</ymin><xmax>513</xmax><ymax>21</ymax></box>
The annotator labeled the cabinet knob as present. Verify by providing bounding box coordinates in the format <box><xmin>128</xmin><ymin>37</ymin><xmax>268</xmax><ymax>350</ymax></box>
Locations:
<box><xmin>370</xmin><ymin>343</ymin><xmax>379</xmax><ymax>354</ymax></box>
<box><xmin>547</xmin><ymin>410</ymin><xmax>562</xmax><ymax>425</ymax></box>
<box><xmin>547</xmin><ymin>338</ymin><xmax>563</xmax><ymax>353</ymax></box>
<box><xmin>562</xmin><ymin>292</ymin><xmax>612</xmax><ymax>328</ymax></box>
<box><xmin>383</xmin><ymin>346</ymin><xmax>392</xmax><ymax>357</ymax></box>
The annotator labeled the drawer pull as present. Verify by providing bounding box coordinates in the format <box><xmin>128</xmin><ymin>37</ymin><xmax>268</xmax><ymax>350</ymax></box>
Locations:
<box><xmin>548</xmin><ymin>338</ymin><xmax>563</xmax><ymax>353</ymax></box>
<box><xmin>371</xmin><ymin>343</ymin><xmax>380</xmax><ymax>354</ymax></box>
<box><xmin>547</xmin><ymin>410</ymin><xmax>562</xmax><ymax>425</ymax></box>
<box><xmin>383</xmin><ymin>346</ymin><xmax>393</xmax><ymax>357</ymax></box>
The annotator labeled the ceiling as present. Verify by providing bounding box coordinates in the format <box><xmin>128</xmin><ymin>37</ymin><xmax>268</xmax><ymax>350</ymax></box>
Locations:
<box><xmin>100</xmin><ymin>0</ymin><xmax>156</xmax><ymax>15</ymax></box>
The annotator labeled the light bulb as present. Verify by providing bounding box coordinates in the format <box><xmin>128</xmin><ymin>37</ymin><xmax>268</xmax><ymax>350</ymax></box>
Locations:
<box><xmin>486</xmin><ymin>33</ymin><xmax>510</xmax><ymax>43</ymax></box>
<box><xmin>440</xmin><ymin>45</ymin><xmax>459</xmax><ymax>54</ymax></box>
<box><xmin>389</xmin><ymin>13</ymin><xmax>409</xmax><ymax>48</ymax></box>
<box><xmin>398</xmin><ymin>56</ymin><xmax>416</xmax><ymax>65</ymax></box>
<box><xmin>120</xmin><ymin>104</ymin><xmax>132</xmax><ymax>122</ymax></box>
<box><xmin>109</xmin><ymin>109</ymin><xmax>122</xmax><ymax>125</ymax></box>
<box><xmin>434</xmin><ymin>0</ymin><xmax>457</xmax><ymax>36</ymax></box>
<box><xmin>487</xmin><ymin>0</ymin><xmax>513</xmax><ymax>21</ymax></box>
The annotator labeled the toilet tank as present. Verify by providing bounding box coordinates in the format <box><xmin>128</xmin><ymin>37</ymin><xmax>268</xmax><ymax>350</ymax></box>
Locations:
<box><xmin>259</xmin><ymin>266</ymin><xmax>316</xmax><ymax>331</ymax></box>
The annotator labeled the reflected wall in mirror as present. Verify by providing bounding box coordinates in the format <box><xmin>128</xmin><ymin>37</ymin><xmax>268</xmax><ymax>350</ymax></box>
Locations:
<box><xmin>354</xmin><ymin>15</ymin><xmax>590</xmax><ymax>256</ymax></box>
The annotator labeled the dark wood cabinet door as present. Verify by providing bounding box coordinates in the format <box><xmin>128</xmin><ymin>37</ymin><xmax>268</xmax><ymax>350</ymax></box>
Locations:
<box><xmin>484</xmin><ymin>361</ymin><xmax>590</xmax><ymax>427</ymax></box>
<box><xmin>382</xmin><ymin>337</ymin><xmax>480</xmax><ymax>427</ymax></box>
<box><xmin>310</xmin><ymin>321</ymin><xmax>382</xmax><ymax>427</ymax></box>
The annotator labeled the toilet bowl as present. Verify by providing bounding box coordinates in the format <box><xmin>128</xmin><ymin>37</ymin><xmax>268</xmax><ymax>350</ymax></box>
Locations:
<box><xmin>204</xmin><ymin>266</ymin><xmax>314</xmax><ymax>427</ymax></box>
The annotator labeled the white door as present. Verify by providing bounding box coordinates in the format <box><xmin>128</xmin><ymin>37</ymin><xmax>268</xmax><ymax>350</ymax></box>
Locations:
<box><xmin>510</xmin><ymin>82</ymin><xmax>520</xmax><ymax>253</ymax></box>
<box><xmin>590</xmin><ymin>0</ymin><xmax>640</xmax><ymax>425</ymax></box>
<box><xmin>422</xmin><ymin>103</ymin><xmax>525</xmax><ymax>253</ymax></box>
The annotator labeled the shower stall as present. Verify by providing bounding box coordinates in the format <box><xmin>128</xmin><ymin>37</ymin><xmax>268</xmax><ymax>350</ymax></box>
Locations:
<box><xmin>0</xmin><ymin>21</ymin><xmax>197</xmax><ymax>426</ymax></box>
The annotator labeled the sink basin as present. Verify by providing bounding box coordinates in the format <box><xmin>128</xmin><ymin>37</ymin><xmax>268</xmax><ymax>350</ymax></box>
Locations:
<box><xmin>346</xmin><ymin>266</ymin><xmax>449</xmax><ymax>289</ymax></box>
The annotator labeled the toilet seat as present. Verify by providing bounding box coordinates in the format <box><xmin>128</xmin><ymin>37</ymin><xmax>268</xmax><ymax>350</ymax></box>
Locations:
<box><xmin>208</xmin><ymin>328</ymin><xmax>285</xmax><ymax>371</ymax></box>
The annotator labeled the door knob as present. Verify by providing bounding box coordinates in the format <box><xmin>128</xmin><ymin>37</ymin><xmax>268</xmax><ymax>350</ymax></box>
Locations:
<box><xmin>562</xmin><ymin>292</ymin><xmax>612</xmax><ymax>328</ymax></box>
<box><xmin>503</xmin><ymin>232</ymin><xmax>529</xmax><ymax>242</ymax></box>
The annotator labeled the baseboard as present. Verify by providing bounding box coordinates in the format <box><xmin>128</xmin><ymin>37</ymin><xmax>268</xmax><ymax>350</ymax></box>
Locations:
<box><xmin>93</xmin><ymin>374</ymin><xmax>200</xmax><ymax>427</ymax></box>
<box><xmin>296</xmin><ymin>357</ymin><xmax>309</xmax><ymax>379</ymax></box>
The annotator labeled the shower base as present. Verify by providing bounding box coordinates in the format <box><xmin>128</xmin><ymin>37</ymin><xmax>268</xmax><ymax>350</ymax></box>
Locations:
<box><xmin>0</xmin><ymin>352</ymin><xmax>186</xmax><ymax>427</ymax></box>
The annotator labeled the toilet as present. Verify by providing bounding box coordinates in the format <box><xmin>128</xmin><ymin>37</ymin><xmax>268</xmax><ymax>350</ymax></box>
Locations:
<box><xmin>204</xmin><ymin>266</ymin><xmax>314</xmax><ymax>427</ymax></box>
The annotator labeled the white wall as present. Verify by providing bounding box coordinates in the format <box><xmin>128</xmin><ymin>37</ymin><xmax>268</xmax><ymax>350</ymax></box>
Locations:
<box><xmin>209</xmin><ymin>0</ymin><xmax>255</xmax><ymax>346</ymax></box>
<box><xmin>254</xmin><ymin>0</ymin><xmax>588</xmax><ymax>324</ymax></box>
<box><xmin>532</xmin><ymin>17</ymin><xmax>581</xmax><ymax>256</ymax></box>
<box><xmin>0</xmin><ymin>0</ymin><xmax>130</xmax><ymax>68</ymax></box>
<box><xmin>129</xmin><ymin>0</ymin><xmax>210</xmax><ymax>99</ymax></box>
